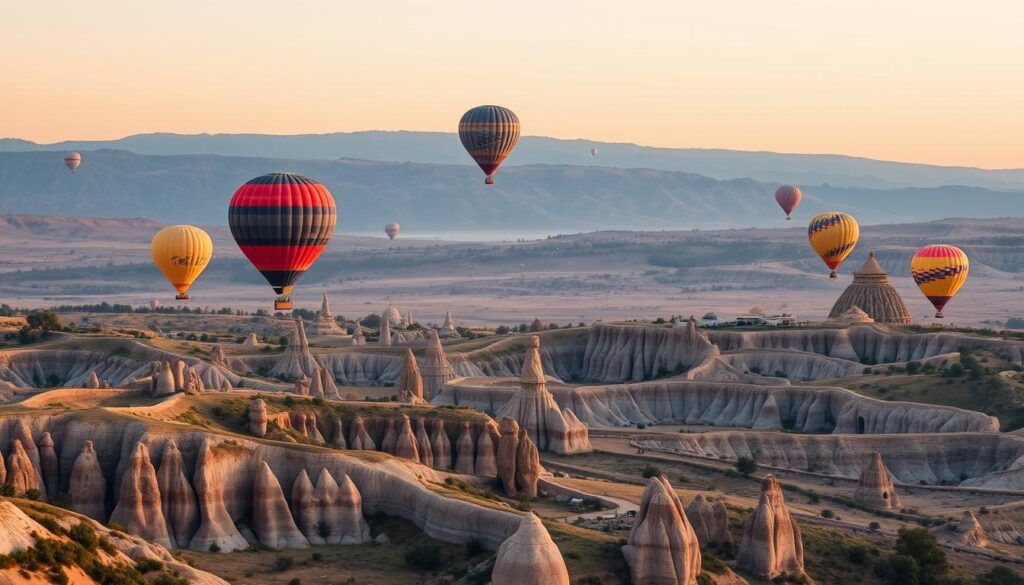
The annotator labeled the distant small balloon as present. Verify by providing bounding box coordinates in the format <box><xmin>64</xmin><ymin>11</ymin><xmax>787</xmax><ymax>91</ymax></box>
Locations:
<box><xmin>385</xmin><ymin>222</ymin><xmax>400</xmax><ymax>240</ymax></box>
<box><xmin>149</xmin><ymin>300</ymin><xmax>160</xmax><ymax>310</ymax></box>
<box><xmin>590</xmin><ymin>148</ymin><xmax>598</xmax><ymax>157</ymax></box>
<box><xmin>64</xmin><ymin>152</ymin><xmax>81</xmax><ymax>173</ymax></box>
<box><xmin>774</xmin><ymin>185</ymin><xmax>802</xmax><ymax>220</ymax></box>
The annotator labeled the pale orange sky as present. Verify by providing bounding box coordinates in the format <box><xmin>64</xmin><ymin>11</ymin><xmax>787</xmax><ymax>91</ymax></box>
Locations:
<box><xmin>2</xmin><ymin>1</ymin><xmax>1023</xmax><ymax>168</ymax></box>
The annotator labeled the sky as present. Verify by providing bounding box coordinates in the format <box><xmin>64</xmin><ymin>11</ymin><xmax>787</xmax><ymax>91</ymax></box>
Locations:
<box><xmin>2</xmin><ymin>1</ymin><xmax>1023</xmax><ymax>169</ymax></box>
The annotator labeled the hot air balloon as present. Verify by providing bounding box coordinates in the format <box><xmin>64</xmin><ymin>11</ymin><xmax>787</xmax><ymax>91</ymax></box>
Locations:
<box><xmin>385</xmin><ymin>223</ymin><xmax>400</xmax><ymax>240</ymax></box>
<box><xmin>590</xmin><ymin>148</ymin><xmax>598</xmax><ymax>157</ymax></box>
<box><xmin>149</xmin><ymin>300</ymin><xmax>160</xmax><ymax>310</ymax></box>
<box><xmin>458</xmin><ymin>105</ymin><xmax>520</xmax><ymax>185</ymax></box>
<box><xmin>911</xmin><ymin>244</ymin><xmax>969</xmax><ymax>318</ymax></box>
<box><xmin>808</xmin><ymin>212</ymin><xmax>859</xmax><ymax>278</ymax></box>
<box><xmin>64</xmin><ymin>152</ymin><xmax>81</xmax><ymax>173</ymax></box>
<box><xmin>151</xmin><ymin>225</ymin><xmax>213</xmax><ymax>300</ymax></box>
<box><xmin>774</xmin><ymin>185</ymin><xmax>802</xmax><ymax>220</ymax></box>
<box><xmin>228</xmin><ymin>172</ymin><xmax>336</xmax><ymax>310</ymax></box>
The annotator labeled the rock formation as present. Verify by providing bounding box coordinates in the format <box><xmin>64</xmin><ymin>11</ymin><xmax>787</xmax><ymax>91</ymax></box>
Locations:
<box><xmin>0</xmin><ymin>455</ymin><xmax>5</xmax><ymax>485</ymax></box>
<box><xmin>514</xmin><ymin>430</ymin><xmax>540</xmax><ymax>498</ymax></box>
<box><xmin>421</xmin><ymin>330</ymin><xmax>455</xmax><ymax>399</ymax></box>
<box><xmin>454</xmin><ymin>422</ymin><xmax>476</xmax><ymax>474</ymax></box>
<box><xmin>174</xmin><ymin>360</ymin><xmax>186</xmax><ymax>392</ymax></box>
<box><xmin>156</xmin><ymin>440</ymin><xmax>198</xmax><ymax>549</ymax></box>
<box><xmin>685</xmin><ymin>495</ymin><xmax>731</xmax><ymax>546</ymax></box>
<box><xmin>6</xmin><ymin>440</ymin><xmax>44</xmax><ymax>498</ymax></box>
<box><xmin>270</xmin><ymin>318</ymin><xmax>319</xmax><ymax>379</ymax></box>
<box><xmin>321</xmin><ymin>368</ymin><xmax>341</xmax><ymax>400</ymax></box>
<box><xmin>380</xmin><ymin>316</ymin><xmax>392</xmax><ymax>348</ymax></box>
<box><xmin>492</xmin><ymin>513</ymin><xmax>570</xmax><ymax>585</ymax></box>
<box><xmin>243</xmin><ymin>332</ymin><xmax>260</xmax><ymax>345</ymax></box>
<box><xmin>37</xmin><ymin>432</ymin><xmax>59</xmax><ymax>500</ymax></box>
<box><xmin>381</xmin><ymin>418</ymin><xmax>398</xmax><ymax>455</ymax></box>
<box><xmin>248</xmin><ymin>399</ymin><xmax>268</xmax><ymax>437</ymax></box>
<box><xmin>87</xmin><ymin>370</ymin><xmax>100</xmax><ymax>389</ymax></box>
<box><xmin>211</xmin><ymin>344</ymin><xmax>228</xmax><ymax>366</ymax></box>
<box><xmin>394</xmin><ymin>415</ymin><xmax>420</xmax><ymax>462</ymax></box>
<box><xmin>956</xmin><ymin>510</ymin><xmax>987</xmax><ymax>547</ymax></box>
<box><xmin>828</xmin><ymin>252</ymin><xmax>913</xmax><ymax>324</ymax></box>
<box><xmin>496</xmin><ymin>336</ymin><xmax>591</xmax><ymax>454</ymax></box>
<box><xmin>415</xmin><ymin>418</ymin><xmax>434</xmax><ymax>468</ymax></box>
<box><xmin>310</xmin><ymin>368</ymin><xmax>325</xmax><ymax>398</ymax></box>
<box><xmin>397</xmin><ymin>349</ymin><xmax>425</xmax><ymax>403</ymax></box>
<box><xmin>349</xmin><ymin>417</ymin><xmax>376</xmax><ymax>451</ymax></box>
<box><xmin>291</xmin><ymin>470</ymin><xmax>319</xmax><ymax>543</ymax></box>
<box><xmin>854</xmin><ymin>452</ymin><xmax>901</xmax><ymax>510</ymax></box>
<box><xmin>69</xmin><ymin>441</ymin><xmax>106</xmax><ymax>521</ymax></box>
<box><xmin>438</xmin><ymin>311</ymin><xmax>461</xmax><ymax>339</ymax></box>
<box><xmin>109</xmin><ymin>442</ymin><xmax>171</xmax><ymax>548</ymax></box>
<box><xmin>829</xmin><ymin>305</ymin><xmax>875</xmax><ymax>324</ymax></box>
<box><xmin>311</xmin><ymin>292</ymin><xmax>345</xmax><ymax>336</ymax></box>
<box><xmin>737</xmin><ymin>476</ymin><xmax>805</xmax><ymax>580</ymax></box>
<box><xmin>329</xmin><ymin>416</ymin><xmax>347</xmax><ymax>449</ymax></box>
<box><xmin>623</xmin><ymin>476</ymin><xmax>702</xmax><ymax>585</ymax></box>
<box><xmin>295</xmin><ymin>373</ymin><xmax>311</xmax><ymax>396</ymax></box>
<box><xmin>334</xmin><ymin>472</ymin><xmax>372</xmax><ymax>544</ymax></box>
<box><xmin>431</xmin><ymin>419</ymin><xmax>452</xmax><ymax>470</ymax></box>
<box><xmin>497</xmin><ymin>417</ymin><xmax>520</xmax><ymax>495</ymax></box>
<box><xmin>305</xmin><ymin>414</ymin><xmax>325</xmax><ymax>444</ymax></box>
<box><xmin>190</xmin><ymin>442</ymin><xmax>248</xmax><ymax>552</ymax></box>
<box><xmin>154</xmin><ymin>361</ymin><xmax>176</xmax><ymax>396</ymax></box>
<box><xmin>253</xmin><ymin>461</ymin><xmax>308</xmax><ymax>549</ymax></box>
<box><xmin>475</xmin><ymin>421</ymin><xmax>498</xmax><ymax>477</ymax></box>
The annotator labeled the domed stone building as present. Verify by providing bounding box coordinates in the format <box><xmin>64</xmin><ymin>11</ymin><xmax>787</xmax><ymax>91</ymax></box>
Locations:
<box><xmin>828</xmin><ymin>252</ymin><xmax>913</xmax><ymax>324</ymax></box>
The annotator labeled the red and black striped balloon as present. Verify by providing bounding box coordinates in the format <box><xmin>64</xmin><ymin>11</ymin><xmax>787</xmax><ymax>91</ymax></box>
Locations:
<box><xmin>458</xmin><ymin>105</ymin><xmax>520</xmax><ymax>185</ymax></box>
<box><xmin>228</xmin><ymin>172</ymin><xmax>336</xmax><ymax>297</ymax></box>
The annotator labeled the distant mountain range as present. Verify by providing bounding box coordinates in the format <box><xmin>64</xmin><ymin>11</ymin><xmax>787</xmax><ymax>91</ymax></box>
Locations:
<box><xmin>4</xmin><ymin>131</ymin><xmax>1024</xmax><ymax>191</ymax></box>
<box><xmin>0</xmin><ymin>150</ymin><xmax>1020</xmax><ymax>230</ymax></box>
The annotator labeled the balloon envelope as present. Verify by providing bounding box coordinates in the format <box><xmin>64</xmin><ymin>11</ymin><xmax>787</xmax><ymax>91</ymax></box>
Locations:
<box><xmin>151</xmin><ymin>225</ymin><xmax>213</xmax><ymax>299</ymax></box>
<box><xmin>64</xmin><ymin>152</ymin><xmax>81</xmax><ymax>172</ymax></box>
<box><xmin>911</xmin><ymin>244</ymin><xmax>969</xmax><ymax>317</ymax></box>
<box><xmin>228</xmin><ymin>172</ymin><xmax>336</xmax><ymax>302</ymax></box>
<box><xmin>458</xmin><ymin>105</ymin><xmax>520</xmax><ymax>184</ymax></box>
<box><xmin>590</xmin><ymin>148</ymin><xmax>598</xmax><ymax>157</ymax></box>
<box><xmin>775</xmin><ymin>185</ymin><xmax>802</xmax><ymax>219</ymax></box>
<box><xmin>808</xmin><ymin>212</ymin><xmax>859</xmax><ymax>278</ymax></box>
<box><xmin>385</xmin><ymin>222</ymin><xmax>400</xmax><ymax>240</ymax></box>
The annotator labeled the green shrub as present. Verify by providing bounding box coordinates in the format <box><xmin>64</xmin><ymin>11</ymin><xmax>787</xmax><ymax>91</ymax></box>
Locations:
<box><xmin>135</xmin><ymin>558</ymin><xmax>163</xmax><ymax>573</ymax></box>
<box><xmin>640</xmin><ymin>463</ymin><xmax>661</xmax><ymax>478</ymax></box>
<box><xmin>67</xmin><ymin>523</ymin><xmax>99</xmax><ymax>551</ymax></box>
<box><xmin>736</xmin><ymin>456</ymin><xmax>758</xmax><ymax>477</ymax></box>
<box><xmin>275</xmin><ymin>556</ymin><xmax>294</xmax><ymax>572</ymax></box>
<box><xmin>404</xmin><ymin>543</ymin><xmax>442</xmax><ymax>570</ymax></box>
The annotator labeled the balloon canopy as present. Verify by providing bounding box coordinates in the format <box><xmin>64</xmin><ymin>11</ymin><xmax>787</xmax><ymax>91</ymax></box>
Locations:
<box><xmin>911</xmin><ymin>244</ymin><xmax>969</xmax><ymax>318</ymax></box>
<box><xmin>774</xmin><ymin>185</ymin><xmax>802</xmax><ymax>219</ymax></box>
<box><xmin>458</xmin><ymin>105</ymin><xmax>520</xmax><ymax>185</ymax></box>
<box><xmin>151</xmin><ymin>225</ymin><xmax>213</xmax><ymax>300</ymax></box>
<box><xmin>808</xmin><ymin>212</ymin><xmax>859</xmax><ymax>278</ymax></box>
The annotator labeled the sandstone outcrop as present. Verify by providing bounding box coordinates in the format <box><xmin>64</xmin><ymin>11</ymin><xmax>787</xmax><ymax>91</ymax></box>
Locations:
<box><xmin>156</xmin><ymin>440</ymin><xmax>198</xmax><ymax>549</ymax></box>
<box><xmin>321</xmin><ymin>367</ymin><xmax>341</xmax><ymax>400</ymax></box>
<box><xmin>380</xmin><ymin>316</ymin><xmax>392</xmax><ymax>348</ymax></box>
<box><xmin>475</xmin><ymin>421</ymin><xmax>498</xmax><ymax>477</ymax></box>
<box><xmin>394</xmin><ymin>415</ymin><xmax>420</xmax><ymax>462</ymax></box>
<box><xmin>155</xmin><ymin>361</ymin><xmax>176</xmax><ymax>396</ymax></box>
<box><xmin>69</xmin><ymin>440</ymin><xmax>106</xmax><ymax>521</ymax></box>
<box><xmin>38</xmin><ymin>432</ymin><xmax>59</xmax><ymax>500</ymax></box>
<box><xmin>421</xmin><ymin>330</ymin><xmax>455</xmax><ymax>399</ymax></box>
<box><xmin>438</xmin><ymin>311</ymin><xmax>461</xmax><ymax>339</ymax></box>
<box><xmin>454</xmin><ymin>422</ymin><xmax>476</xmax><ymax>474</ymax></box>
<box><xmin>685</xmin><ymin>494</ymin><xmax>731</xmax><ymax>547</ymax></box>
<box><xmin>854</xmin><ymin>452</ymin><xmax>901</xmax><ymax>510</ymax></box>
<box><xmin>189</xmin><ymin>442</ymin><xmax>248</xmax><ymax>552</ymax></box>
<box><xmin>623</xmin><ymin>476</ymin><xmax>702</xmax><ymax>585</ymax></box>
<box><xmin>737</xmin><ymin>476</ymin><xmax>804</xmax><ymax>580</ymax></box>
<box><xmin>174</xmin><ymin>360</ymin><xmax>186</xmax><ymax>391</ymax></box>
<box><xmin>11</xmin><ymin>417</ymin><xmax>41</xmax><ymax>474</ymax></box>
<box><xmin>6</xmin><ymin>439</ymin><xmax>44</xmax><ymax>498</ymax></box>
<box><xmin>514</xmin><ymin>430</ymin><xmax>540</xmax><ymax>498</ymax></box>
<box><xmin>253</xmin><ymin>461</ymin><xmax>309</xmax><ymax>549</ymax></box>
<box><xmin>310</xmin><ymin>368</ymin><xmax>325</xmax><ymax>398</ymax></box>
<box><xmin>269</xmin><ymin>318</ymin><xmax>319</xmax><ymax>380</ymax></box>
<box><xmin>492</xmin><ymin>513</ymin><xmax>570</xmax><ymax>585</ymax></box>
<box><xmin>248</xmin><ymin>399</ymin><xmax>268</xmax><ymax>437</ymax></box>
<box><xmin>310</xmin><ymin>292</ymin><xmax>345</xmax><ymax>336</ymax></box>
<box><xmin>349</xmin><ymin>416</ymin><xmax>376</xmax><ymax>451</ymax></box>
<box><xmin>329</xmin><ymin>416</ymin><xmax>347</xmax><ymax>449</ymax></box>
<box><xmin>291</xmin><ymin>470</ymin><xmax>319</xmax><ymax>543</ymax></box>
<box><xmin>87</xmin><ymin>370</ymin><xmax>101</xmax><ymax>389</ymax></box>
<box><xmin>956</xmin><ymin>510</ymin><xmax>987</xmax><ymax>547</ymax></box>
<box><xmin>415</xmin><ymin>418</ymin><xmax>434</xmax><ymax>468</ymax></box>
<box><xmin>495</xmin><ymin>336</ymin><xmax>591</xmax><ymax>454</ymax></box>
<box><xmin>243</xmin><ymin>332</ymin><xmax>260</xmax><ymax>345</ymax></box>
<box><xmin>109</xmin><ymin>442</ymin><xmax>172</xmax><ymax>549</ymax></box>
<box><xmin>431</xmin><ymin>419</ymin><xmax>452</xmax><ymax>470</ymax></box>
<box><xmin>211</xmin><ymin>344</ymin><xmax>228</xmax><ymax>367</ymax></box>
<box><xmin>497</xmin><ymin>417</ymin><xmax>520</xmax><ymax>495</ymax></box>
<box><xmin>582</xmin><ymin>320</ymin><xmax>716</xmax><ymax>382</ymax></box>
<box><xmin>398</xmin><ymin>349</ymin><xmax>425</xmax><ymax>403</ymax></box>
<box><xmin>334</xmin><ymin>472</ymin><xmax>372</xmax><ymax>544</ymax></box>
<box><xmin>381</xmin><ymin>418</ymin><xmax>399</xmax><ymax>455</ymax></box>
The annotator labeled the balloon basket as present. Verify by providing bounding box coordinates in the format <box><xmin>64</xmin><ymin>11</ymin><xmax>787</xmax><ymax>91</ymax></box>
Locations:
<box><xmin>935</xmin><ymin>312</ymin><xmax>944</xmax><ymax>319</ymax></box>
<box><xmin>275</xmin><ymin>298</ymin><xmax>293</xmax><ymax>311</ymax></box>
<box><xmin>485</xmin><ymin>176</ymin><xmax>495</xmax><ymax>185</ymax></box>
<box><xmin>829</xmin><ymin>271</ymin><xmax>837</xmax><ymax>279</ymax></box>
<box><xmin>175</xmin><ymin>293</ymin><xmax>189</xmax><ymax>300</ymax></box>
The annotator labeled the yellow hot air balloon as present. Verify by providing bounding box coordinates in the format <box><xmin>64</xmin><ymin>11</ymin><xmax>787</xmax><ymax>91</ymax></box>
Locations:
<box><xmin>807</xmin><ymin>211</ymin><xmax>859</xmax><ymax>278</ymax></box>
<box><xmin>911</xmin><ymin>244</ymin><xmax>969</xmax><ymax>318</ymax></box>
<box><xmin>151</xmin><ymin>225</ymin><xmax>213</xmax><ymax>300</ymax></box>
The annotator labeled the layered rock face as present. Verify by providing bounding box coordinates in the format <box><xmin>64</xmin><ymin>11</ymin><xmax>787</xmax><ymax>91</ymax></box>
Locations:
<box><xmin>495</xmin><ymin>336</ymin><xmax>591</xmax><ymax>454</ymax></box>
<box><xmin>494</xmin><ymin>418</ymin><xmax>542</xmax><ymax>497</ymax></box>
<box><xmin>492</xmin><ymin>513</ymin><xmax>570</xmax><ymax>585</ymax></box>
<box><xmin>38</xmin><ymin>432</ymin><xmax>59</xmax><ymax>500</ymax></box>
<box><xmin>854</xmin><ymin>452</ymin><xmax>901</xmax><ymax>509</ymax></box>
<box><xmin>454</xmin><ymin>422</ymin><xmax>476</xmax><ymax>474</ymax></box>
<box><xmin>623</xmin><ymin>476</ymin><xmax>702</xmax><ymax>585</ymax></box>
<box><xmin>415</xmin><ymin>418</ymin><xmax>434</xmax><ymax>468</ymax></box>
<box><xmin>380</xmin><ymin>316</ymin><xmax>392</xmax><ymax>348</ymax></box>
<box><xmin>69</xmin><ymin>440</ymin><xmax>106</xmax><ymax>520</ymax></box>
<box><xmin>421</xmin><ymin>331</ymin><xmax>455</xmax><ymax>399</ymax></box>
<box><xmin>581</xmin><ymin>320</ymin><xmax>717</xmax><ymax>382</ymax></box>
<box><xmin>154</xmin><ymin>361</ymin><xmax>176</xmax><ymax>396</ymax></box>
<box><xmin>6</xmin><ymin>439</ymin><xmax>44</xmax><ymax>498</ymax></box>
<box><xmin>349</xmin><ymin>417</ymin><xmax>376</xmax><ymax>451</ymax></box>
<box><xmin>156</xmin><ymin>440</ymin><xmax>198</xmax><ymax>549</ymax></box>
<box><xmin>497</xmin><ymin>418</ymin><xmax>520</xmax><ymax>495</ymax></box>
<box><xmin>109</xmin><ymin>442</ymin><xmax>171</xmax><ymax>549</ymax></box>
<box><xmin>394</xmin><ymin>415</ymin><xmax>420</xmax><ymax>462</ymax></box>
<box><xmin>290</xmin><ymin>468</ymin><xmax>371</xmax><ymax>545</ymax></box>
<box><xmin>956</xmin><ymin>511</ymin><xmax>987</xmax><ymax>547</ymax></box>
<box><xmin>269</xmin><ymin>318</ymin><xmax>320</xmax><ymax>380</ymax></box>
<box><xmin>190</xmin><ymin>441</ymin><xmax>249</xmax><ymax>552</ymax></box>
<box><xmin>248</xmin><ymin>399</ymin><xmax>268</xmax><ymax>437</ymax></box>
<box><xmin>685</xmin><ymin>495</ymin><xmax>731</xmax><ymax>547</ymax></box>
<box><xmin>475</xmin><ymin>421</ymin><xmax>498</xmax><ymax>477</ymax></box>
<box><xmin>253</xmin><ymin>461</ymin><xmax>309</xmax><ymax>549</ymax></box>
<box><xmin>514</xmin><ymin>430</ymin><xmax>540</xmax><ymax>498</ymax></box>
<box><xmin>397</xmin><ymin>349</ymin><xmax>425</xmax><ymax>404</ymax></box>
<box><xmin>431</xmin><ymin>419</ymin><xmax>452</xmax><ymax>470</ymax></box>
<box><xmin>737</xmin><ymin>476</ymin><xmax>804</xmax><ymax>580</ymax></box>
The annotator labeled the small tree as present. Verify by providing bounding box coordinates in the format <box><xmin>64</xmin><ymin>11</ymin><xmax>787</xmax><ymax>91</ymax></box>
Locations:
<box><xmin>736</xmin><ymin>456</ymin><xmax>758</xmax><ymax>477</ymax></box>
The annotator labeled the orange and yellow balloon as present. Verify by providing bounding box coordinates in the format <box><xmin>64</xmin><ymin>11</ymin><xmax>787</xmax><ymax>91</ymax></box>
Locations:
<box><xmin>911</xmin><ymin>245</ymin><xmax>969</xmax><ymax>318</ymax></box>
<box><xmin>151</xmin><ymin>225</ymin><xmax>213</xmax><ymax>300</ymax></box>
<box><xmin>808</xmin><ymin>211</ymin><xmax>859</xmax><ymax>278</ymax></box>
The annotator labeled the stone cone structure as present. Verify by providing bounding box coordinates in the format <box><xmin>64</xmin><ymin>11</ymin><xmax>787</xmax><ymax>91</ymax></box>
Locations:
<box><xmin>957</xmin><ymin>510</ymin><xmax>987</xmax><ymax>547</ymax></box>
<box><xmin>497</xmin><ymin>418</ymin><xmax>520</xmax><ymax>495</ymax></box>
<box><xmin>431</xmin><ymin>419</ymin><xmax>452</xmax><ymax>470</ymax></box>
<box><xmin>829</xmin><ymin>305</ymin><xmax>874</xmax><ymax>324</ymax></box>
<box><xmin>454</xmin><ymin>422</ymin><xmax>476</xmax><ymax>474</ymax></box>
<box><xmin>438</xmin><ymin>311</ymin><xmax>461</xmax><ymax>339</ymax></box>
<box><xmin>349</xmin><ymin>417</ymin><xmax>376</xmax><ymax>451</ymax></box>
<box><xmin>174</xmin><ymin>360</ymin><xmax>186</xmax><ymax>392</ymax></box>
<box><xmin>415</xmin><ymin>418</ymin><xmax>434</xmax><ymax>468</ymax></box>
<box><xmin>495</xmin><ymin>336</ymin><xmax>591</xmax><ymax>454</ymax></box>
<box><xmin>211</xmin><ymin>344</ymin><xmax>228</xmax><ymax>366</ymax></box>
<box><xmin>394</xmin><ymin>415</ymin><xmax>420</xmax><ymax>462</ymax></box>
<box><xmin>253</xmin><ymin>461</ymin><xmax>309</xmax><ymax>549</ymax></box>
<box><xmin>397</xmin><ymin>349</ymin><xmax>425</xmax><ymax>404</ymax></box>
<box><xmin>11</xmin><ymin>418</ymin><xmax>41</xmax><ymax>475</ymax></box>
<box><xmin>685</xmin><ymin>494</ymin><xmax>732</xmax><ymax>547</ymax></box>
<box><xmin>270</xmin><ymin>318</ymin><xmax>320</xmax><ymax>379</ymax></box>
<box><xmin>329</xmin><ymin>416</ymin><xmax>347</xmax><ymax>449</ymax></box>
<box><xmin>421</xmin><ymin>330</ymin><xmax>455</xmax><ymax>399</ymax></box>
<box><xmin>248</xmin><ymin>399</ymin><xmax>268</xmax><ymax>437</ymax></box>
<box><xmin>69</xmin><ymin>440</ymin><xmax>106</xmax><ymax>521</ymax></box>
<box><xmin>311</xmin><ymin>292</ymin><xmax>345</xmax><ymax>335</ymax></box>
<box><xmin>514</xmin><ymin>430</ymin><xmax>540</xmax><ymax>498</ymax></box>
<box><xmin>380</xmin><ymin>316</ymin><xmax>392</xmax><ymax>348</ymax></box>
<box><xmin>828</xmin><ymin>252</ymin><xmax>913</xmax><ymax>324</ymax></box>
<box><xmin>87</xmin><ymin>371</ymin><xmax>100</xmax><ymax>389</ymax></box>
<box><xmin>474</xmin><ymin>421</ymin><xmax>498</xmax><ymax>477</ymax></box>
<box><xmin>381</xmin><ymin>419</ymin><xmax>399</xmax><ymax>455</ymax></box>
<box><xmin>737</xmin><ymin>475</ymin><xmax>805</xmax><ymax>580</ymax></box>
<box><xmin>334</xmin><ymin>473</ymin><xmax>372</xmax><ymax>544</ymax></box>
<box><xmin>310</xmin><ymin>368</ymin><xmax>325</xmax><ymax>398</ymax></box>
<box><xmin>752</xmin><ymin>394</ymin><xmax>783</xmax><ymax>430</ymax></box>
<box><xmin>109</xmin><ymin>442</ymin><xmax>172</xmax><ymax>549</ymax></box>
<box><xmin>243</xmin><ymin>332</ymin><xmax>260</xmax><ymax>345</ymax></box>
<box><xmin>854</xmin><ymin>452</ymin><xmax>901</xmax><ymax>510</ymax></box>
<box><xmin>37</xmin><ymin>432</ymin><xmax>59</xmax><ymax>501</ymax></box>
<box><xmin>190</xmin><ymin>441</ymin><xmax>248</xmax><ymax>552</ymax></box>
<box><xmin>321</xmin><ymin>368</ymin><xmax>341</xmax><ymax>400</ymax></box>
<box><xmin>291</xmin><ymin>470</ymin><xmax>319</xmax><ymax>544</ymax></box>
<box><xmin>492</xmin><ymin>513</ymin><xmax>570</xmax><ymax>585</ymax></box>
<box><xmin>156</xmin><ymin>440</ymin><xmax>199</xmax><ymax>549</ymax></box>
<box><xmin>155</xmin><ymin>361</ymin><xmax>176</xmax><ymax>396</ymax></box>
<box><xmin>6</xmin><ymin>439</ymin><xmax>44</xmax><ymax>499</ymax></box>
<box><xmin>623</xmin><ymin>476</ymin><xmax>702</xmax><ymax>585</ymax></box>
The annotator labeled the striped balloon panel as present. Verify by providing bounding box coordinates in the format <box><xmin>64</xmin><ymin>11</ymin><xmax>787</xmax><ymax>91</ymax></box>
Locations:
<box><xmin>458</xmin><ymin>105</ymin><xmax>520</xmax><ymax>176</ymax></box>
<box><xmin>774</xmin><ymin>185</ymin><xmax>802</xmax><ymax>217</ymax></box>
<box><xmin>228</xmin><ymin>172</ymin><xmax>336</xmax><ymax>295</ymax></box>
<box><xmin>807</xmin><ymin>211</ymin><xmax>859</xmax><ymax>270</ymax></box>
<box><xmin>911</xmin><ymin>244</ymin><xmax>969</xmax><ymax>312</ymax></box>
